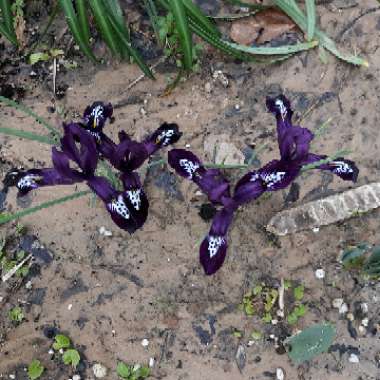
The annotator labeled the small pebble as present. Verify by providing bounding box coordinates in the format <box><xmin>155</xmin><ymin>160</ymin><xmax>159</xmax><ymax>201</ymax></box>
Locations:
<box><xmin>349</xmin><ymin>353</ymin><xmax>360</xmax><ymax>363</ymax></box>
<box><xmin>99</xmin><ymin>226</ymin><xmax>112</xmax><ymax>237</ymax></box>
<box><xmin>93</xmin><ymin>363</ymin><xmax>107</xmax><ymax>378</ymax></box>
<box><xmin>9</xmin><ymin>375</ymin><xmax>15</xmax><ymax>379</ymax></box>
<box><xmin>59</xmin><ymin>349</ymin><xmax>64</xmax><ymax>354</ymax></box>
<box><xmin>312</xmin><ymin>227</ymin><xmax>320</xmax><ymax>233</ymax></box>
<box><xmin>339</xmin><ymin>303</ymin><xmax>348</xmax><ymax>315</ymax></box>
<box><xmin>48</xmin><ymin>349</ymin><xmax>54</xmax><ymax>355</ymax></box>
<box><xmin>25</xmin><ymin>281</ymin><xmax>33</xmax><ymax>289</ymax></box>
<box><xmin>271</xmin><ymin>319</ymin><xmax>279</xmax><ymax>325</ymax></box>
<box><xmin>141</xmin><ymin>338</ymin><xmax>149</xmax><ymax>347</ymax></box>
<box><xmin>358</xmin><ymin>325</ymin><xmax>366</xmax><ymax>334</ymax></box>
<box><xmin>0</xmin><ymin>296</ymin><xmax>4</xmax><ymax>302</ymax></box>
<box><xmin>247</xmin><ymin>340</ymin><xmax>255</xmax><ymax>347</ymax></box>
<box><xmin>149</xmin><ymin>358</ymin><xmax>155</xmax><ymax>368</ymax></box>
<box><xmin>361</xmin><ymin>303</ymin><xmax>368</xmax><ymax>314</ymax></box>
<box><xmin>72</xmin><ymin>375</ymin><xmax>81</xmax><ymax>380</ymax></box>
<box><xmin>68</xmin><ymin>304</ymin><xmax>73</xmax><ymax>310</ymax></box>
<box><xmin>204</xmin><ymin>82</ymin><xmax>212</xmax><ymax>93</ymax></box>
<box><xmin>185</xmin><ymin>144</ymin><xmax>191</xmax><ymax>148</ymax></box>
<box><xmin>362</xmin><ymin>318</ymin><xmax>369</xmax><ymax>327</ymax></box>
<box><xmin>315</xmin><ymin>268</ymin><xmax>325</xmax><ymax>279</ymax></box>
<box><xmin>333</xmin><ymin>298</ymin><xmax>344</xmax><ymax>309</ymax></box>
<box><xmin>276</xmin><ymin>367</ymin><xmax>285</xmax><ymax>380</ymax></box>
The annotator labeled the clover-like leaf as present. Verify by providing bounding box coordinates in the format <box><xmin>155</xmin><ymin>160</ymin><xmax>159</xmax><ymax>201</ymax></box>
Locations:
<box><xmin>53</xmin><ymin>334</ymin><xmax>71</xmax><ymax>350</ymax></box>
<box><xmin>63</xmin><ymin>349</ymin><xmax>80</xmax><ymax>368</ymax></box>
<box><xmin>28</xmin><ymin>359</ymin><xmax>44</xmax><ymax>380</ymax></box>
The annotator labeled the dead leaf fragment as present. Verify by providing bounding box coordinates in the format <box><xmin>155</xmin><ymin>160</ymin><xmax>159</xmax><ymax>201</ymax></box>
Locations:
<box><xmin>230</xmin><ymin>9</ymin><xmax>297</xmax><ymax>45</ymax></box>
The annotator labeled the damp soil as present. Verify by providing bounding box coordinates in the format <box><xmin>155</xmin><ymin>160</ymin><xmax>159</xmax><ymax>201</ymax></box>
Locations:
<box><xmin>1</xmin><ymin>1</ymin><xmax>380</xmax><ymax>379</ymax></box>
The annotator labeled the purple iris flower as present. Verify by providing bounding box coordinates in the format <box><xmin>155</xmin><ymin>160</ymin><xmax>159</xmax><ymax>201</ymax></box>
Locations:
<box><xmin>168</xmin><ymin>95</ymin><xmax>358</xmax><ymax>275</ymax></box>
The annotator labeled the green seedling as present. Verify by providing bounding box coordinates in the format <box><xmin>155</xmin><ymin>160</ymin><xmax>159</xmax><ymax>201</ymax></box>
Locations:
<box><xmin>9</xmin><ymin>306</ymin><xmax>24</xmax><ymax>323</ymax></box>
<box><xmin>53</xmin><ymin>334</ymin><xmax>71</xmax><ymax>350</ymax></box>
<box><xmin>63</xmin><ymin>349</ymin><xmax>80</xmax><ymax>368</ymax></box>
<box><xmin>28</xmin><ymin>359</ymin><xmax>44</xmax><ymax>380</ymax></box>
<box><xmin>117</xmin><ymin>362</ymin><xmax>150</xmax><ymax>380</ymax></box>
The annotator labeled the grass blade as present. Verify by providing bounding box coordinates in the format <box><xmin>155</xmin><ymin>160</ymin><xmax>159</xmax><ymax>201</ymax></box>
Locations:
<box><xmin>0</xmin><ymin>126</ymin><xmax>55</xmax><ymax>145</ymax></box>
<box><xmin>274</xmin><ymin>0</ymin><xmax>368</xmax><ymax>66</ymax></box>
<box><xmin>89</xmin><ymin>0</ymin><xmax>120</xmax><ymax>56</ymax></box>
<box><xmin>75</xmin><ymin>0</ymin><xmax>91</xmax><ymax>44</ymax></box>
<box><xmin>0</xmin><ymin>0</ymin><xmax>14</xmax><ymax>36</ymax></box>
<box><xmin>168</xmin><ymin>0</ymin><xmax>193</xmax><ymax>70</ymax></box>
<box><xmin>305</xmin><ymin>0</ymin><xmax>316</xmax><ymax>41</ymax></box>
<box><xmin>0</xmin><ymin>190</ymin><xmax>90</xmax><ymax>225</ymax></box>
<box><xmin>0</xmin><ymin>95</ymin><xmax>60</xmax><ymax>139</ymax></box>
<box><xmin>0</xmin><ymin>21</ymin><xmax>18</xmax><ymax>45</ymax></box>
<box><xmin>182</xmin><ymin>0</ymin><xmax>220</xmax><ymax>37</ymax></box>
<box><xmin>143</xmin><ymin>0</ymin><xmax>164</xmax><ymax>45</ymax></box>
<box><xmin>59</xmin><ymin>0</ymin><xmax>96</xmax><ymax>61</ymax></box>
<box><xmin>225</xmin><ymin>0</ymin><xmax>268</xmax><ymax>10</ymax></box>
<box><xmin>107</xmin><ymin>14</ymin><xmax>155</xmax><ymax>79</ymax></box>
<box><xmin>224</xmin><ymin>40</ymin><xmax>318</xmax><ymax>55</ymax></box>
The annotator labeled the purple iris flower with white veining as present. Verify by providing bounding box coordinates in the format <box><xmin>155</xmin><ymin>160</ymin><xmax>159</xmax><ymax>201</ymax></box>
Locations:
<box><xmin>4</xmin><ymin>102</ymin><xmax>182</xmax><ymax>233</ymax></box>
<box><xmin>169</xmin><ymin>95</ymin><xmax>358</xmax><ymax>275</ymax></box>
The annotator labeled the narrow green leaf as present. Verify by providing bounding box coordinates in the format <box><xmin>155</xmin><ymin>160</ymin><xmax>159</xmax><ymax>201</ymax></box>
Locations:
<box><xmin>106</xmin><ymin>14</ymin><xmax>155</xmax><ymax>79</ymax></box>
<box><xmin>224</xmin><ymin>40</ymin><xmax>318</xmax><ymax>56</ymax></box>
<box><xmin>89</xmin><ymin>0</ymin><xmax>120</xmax><ymax>56</ymax></box>
<box><xmin>0</xmin><ymin>190</ymin><xmax>90</xmax><ymax>225</ymax></box>
<box><xmin>75</xmin><ymin>0</ymin><xmax>91</xmax><ymax>44</ymax></box>
<box><xmin>0</xmin><ymin>95</ymin><xmax>59</xmax><ymax>138</ymax></box>
<box><xmin>0</xmin><ymin>0</ymin><xmax>14</xmax><ymax>36</ymax></box>
<box><xmin>274</xmin><ymin>0</ymin><xmax>368</xmax><ymax>66</ymax></box>
<box><xmin>305</xmin><ymin>0</ymin><xmax>316</xmax><ymax>41</ymax></box>
<box><xmin>0</xmin><ymin>21</ymin><xmax>18</xmax><ymax>45</ymax></box>
<box><xmin>225</xmin><ymin>0</ymin><xmax>268</xmax><ymax>10</ymax></box>
<box><xmin>0</xmin><ymin>126</ymin><xmax>55</xmax><ymax>145</ymax></box>
<box><xmin>168</xmin><ymin>0</ymin><xmax>193</xmax><ymax>70</ymax></box>
<box><xmin>287</xmin><ymin>323</ymin><xmax>335</xmax><ymax>364</ymax></box>
<box><xmin>182</xmin><ymin>0</ymin><xmax>220</xmax><ymax>37</ymax></box>
<box><xmin>143</xmin><ymin>0</ymin><xmax>163</xmax><ymax>45</ymax></box>
<box><xmin>59</xmin><ymin>0</ymin><xmax>97</xmax><ymax>61</ymax></box>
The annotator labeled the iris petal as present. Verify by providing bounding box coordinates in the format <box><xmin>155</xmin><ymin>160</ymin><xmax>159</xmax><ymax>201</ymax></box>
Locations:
<box><xmin>301</xmin><ymin>153</ymin><xmax>359</xmax><ymax>182</ymax></box>
<box><xmin>144</xmin><ymin>123</ymin><xmax>182</xmax><ymax>155</ymax></box>
<box><xmin>82</xmin><ymin>101</ymin><xmax>113</xmax><ymax>132</ymax></box>
<box><xmin>199</xmin><ymin>208</ymin><xmax>234</xmax><ymax>275</ymax></box>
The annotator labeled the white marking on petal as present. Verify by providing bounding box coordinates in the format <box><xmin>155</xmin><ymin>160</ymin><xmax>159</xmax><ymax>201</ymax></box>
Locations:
<box><xmin>250</xmin><ymin>173</ymin><xmax>260</xmax><ymax>182</ymax></box>
<box><xmin>156</xmin><ymin>129</ymin><xmax>175</xmax><ymax>146</ymax></box>
<box><xmin>109</xmin><ymin>195</ymin><xmax>130</xmax><ymax>220</ymax></box>
<box><xmin>275</xmin><ymin>99</ymin><xmax>287</xmax><ymax>120</ymax></box>
<box><xmin>91</xmin><ymin>105</ymin><xmax>104</xmax><ymax>127</ymax></box>
<box><xmin>208</xmin><ymin>235</ymin><xmax>225</xmax><ymax>258</ymax></box>
<box><xmin>261</xmin><ymin>171</ymin><xmax>287</xmax><ymax>188</ymax></box>
<box><xmin>17</xmin><ymin>174</ymin><xmax>40</xmax><ymax>190</ymax></box>
<box><xmin>179</xmin><ymin>159</ymin><xmax>199</xmax><ymax>179</ymax></box>
<box><xmin>331</xmin><ymin>161</ymin><xmax>353</xmax><ymax>175</ymax></box>
<box><xmin>127</xmin><ymin>189</ymin><xmax>142</xmax><ymax>211</ymax></box>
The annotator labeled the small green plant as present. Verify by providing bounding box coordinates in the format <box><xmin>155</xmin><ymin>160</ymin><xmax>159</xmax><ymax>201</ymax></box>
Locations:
<box><xmin>28</xmin><ymin>359</ymin><xmax>44</xmax><ymax>380</ymax></box>
<box><xmin>63</xmin><ymin>349</ymin><xmax>81</xmax><ymax>369</ymax></box>
<box><xmin>52</xmin><ymin>334</ymin><xmax>80</xmax><ymax>369</ymax></box>
<box><xmin>8</xmin><ymin>306</ymin><xmax>24</xmax><ymax>323</ymax></box>
<box><xmin>29</xmin><ymin>48</ymin><xmax>64</xmax><ymax>65</ymax></box>
<box><xmin>53</xmin><ymin>334</ymin><xmax>71</xmax><ymax>350</ymax></box>
<box><xmin>1</xmin><ymin>250</ymin><xmax>29</xmax><ymax>278</ymax></box>
<box><xmin>239</xmin><ymin>279</ymin><xmax>308</xmax><ymax>326</ymax></box>
<box><xmin>117</xmin><ymin>362</ymin><xmax>150</xmax><ymax>380</ymax></box>
<box><xmin>15</xmin><ymin>222</ymin><xmax>26</xmax><ymax>235</ymax></box>
<box><xmin>342</xmin><ymin>243</ymin><xmax>380</xmax><ymax>278</ymax></box>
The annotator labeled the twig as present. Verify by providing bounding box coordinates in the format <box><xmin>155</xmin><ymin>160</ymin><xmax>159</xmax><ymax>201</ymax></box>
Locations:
<box><xmin>53</xmin><ymin>58</ymin><xmax>57</xmax><ymax>97</ymax></box>
<box><xmin>125</xmin><ymin>57</ymin><xmax>166</xmax><ymax>91</ymax></box>
<box><xmin>278</xmin><ymin>278</ymin><xmax>285</xmax><ymax>315</ymax></box>
<box><xmin>2</xmin><ymin>254</ymin><xmax>32</xmax><ymax>282</ymax></box>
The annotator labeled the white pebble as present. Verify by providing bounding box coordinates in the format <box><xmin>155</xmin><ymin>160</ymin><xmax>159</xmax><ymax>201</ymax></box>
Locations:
<box><xmin>48</xmin><ymin>349</ymin><xmax>54</xmax><ymax>355</ymax></box>
<box><xmin>0</xmin><ymin>296</ymin><xmax>4</xmax><ymax>302</ymax></box>
<box><xmin>315</xmin><ymin>268</ymin><xmax>325</xmax><ymax>279</ymax></box>
<box><xmin>68</xmin><ymin>304</ymin><xmax>73</xmax><ymax>310</ymax></box>
<box><xmin>25</xmin><ymin>281</ymin><xmax>33</xmax><ymax>289</ymax></box>
<box><xmin>358</xmin><ymin>325</ymin><xmax>366</xmax><ymax>334</ymax></box>
<box><xmin>9</xmin><ymin>375</ymin><xmax>15</xmax><ymax>379</ymax></box>
<box><xmin>73</xmin><ymin>375</ymin><xmax>81</xmax><ymax>380</ymax></box>
<box><xmin>361</xmin><ymin>318</ymin><xmax>369</xmax><ymax>327</ymax></box>
<box><xmin>149</xmin><ymin>357</ymin><xmax>155</xmax><ymax>368</ymax></box>
<box><xmin>141</xmin><ymin>338</ymin><xmax>149</xmax><ymax>347</ymax></box>
<box><xmin>276</xmin><ymin>367</ymin><xmax>285</xmax><ymax>380</ymax></box>
<box><xmin>185</xmin><ymin>144</ymin><xmax>191</xmax><ymax>148</ymax></box>
<box><xmin>99</xmin><ymin>226</ymin><xmax>112</xmax><ymax>237</ymax></box>
<box><xmin>271</xmin><ymin>319</ymin><xmax>278</xmax><ymax>325</ymax></box>
<box><xmin>360</xmin><ymin>303</ymin><xmax>368</xmax><ymax>314</ymax></box>
<box><xmin>332</xmin><ymin>298</ymin><xmax>344</xmax><ymax>309</ymax></box>
<box><xmin>247</xmin><ymin>340</ymin><xmax>255</xmax><ymax>347</ymax></box>
<box><xmin>339</xmin><ymin>303</ymin><xmax>348</xmax><ymax>315</ymax></box>
<box><xmin>59</xmin><ymin>349</ymin><xmax>64</xmax><ymax>354</ymax></box>
<box><xmin>349</xmin><ymin>353</ymin><xmax>359</xmax><ymax>363</ymax></box>
<box><xmin>93</xmin><ymin>363</ymin><xmax>107</xmax><ymax>378</ymax></box>
<box><xmin>204</xmin><ymin>82</ymin><xmax>212</xmax><ymax>93</ymax></box>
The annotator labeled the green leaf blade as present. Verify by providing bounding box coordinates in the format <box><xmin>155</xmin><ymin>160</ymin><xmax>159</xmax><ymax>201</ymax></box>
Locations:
<box><xmin>169</xmin><ymin>0</ymin><xmax>193</xmax><ymax>70</ymax></box>
<box><xmin>305</xmin><ymin>0</ymin><xmax>316</xmax><ymax>41</ymax></box>
<box><xmin>0</xmin><ymin>126</ymin><xmax>55</xmax><ymax>145</ymax></box>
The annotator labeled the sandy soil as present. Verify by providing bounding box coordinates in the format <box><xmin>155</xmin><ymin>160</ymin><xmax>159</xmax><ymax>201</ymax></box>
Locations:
<box><xmin>1</xmin><ymin>1</ymin><xmax>380</xmax><ymax>379</ymax></box>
